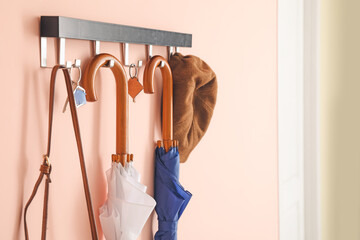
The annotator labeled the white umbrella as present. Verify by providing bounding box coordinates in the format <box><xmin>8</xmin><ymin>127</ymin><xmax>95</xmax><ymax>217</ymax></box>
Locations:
<box><xmin>80</xmin><ymin>54</ymin><xmax>156</xmax><ymax>240</ymax></box>
<box><xmin>99</xmin><ymin>162</ymin><xmax>156</xmax><ymax>240</ymax></box>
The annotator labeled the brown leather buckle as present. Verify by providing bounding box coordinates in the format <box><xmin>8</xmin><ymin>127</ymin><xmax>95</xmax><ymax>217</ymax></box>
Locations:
<box><xmin>40</xmin><ymin>164</ymin><xmax>51</xmax><ymax>174</ymax></box>
<box><xmin>40</xmin><ymin>155</ymin><xmax>51</xmax><ymax>174</ymax></box>
<box><xmin>111</xmin><ymin>153</ymin><xmax>128</xmax><ymax>166</ymax></box>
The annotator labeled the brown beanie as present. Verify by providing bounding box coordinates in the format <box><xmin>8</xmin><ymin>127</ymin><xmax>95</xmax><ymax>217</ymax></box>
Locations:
<box><xmin>169</xmin><ymin>53</ymin><xmax>218</xmax><ymax>163</ymax></box>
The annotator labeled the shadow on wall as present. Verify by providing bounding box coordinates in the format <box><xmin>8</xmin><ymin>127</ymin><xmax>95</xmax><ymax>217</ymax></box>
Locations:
<box><xmin>139</xmin><ymin>68</ymin><xmax>164</xmax><ymax>239</ymax></box>
<box><xmin>14</xmin><ymin>68</ymin><xmax>30</xmax><ymax>240</ymax></box>
<box><xmin>87</xmin><ymin>71</ymin><xmax>107</xmax><ymax>239</ymax></box>
<box><xmin>15</xmin><ymin>15</ymin><xmax>49</xmax><ymax>239</ymax></box>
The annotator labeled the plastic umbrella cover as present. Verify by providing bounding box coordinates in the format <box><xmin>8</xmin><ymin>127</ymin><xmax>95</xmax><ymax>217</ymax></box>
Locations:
<box><xmin>100</xmin><ymin>162</ymin><xmax>156</xmax><ymax>240</ymax></box>
<box><xmin>154</xmin><ymin>147</ymin><xmax>192</xmax><ymax>240</ymax></box>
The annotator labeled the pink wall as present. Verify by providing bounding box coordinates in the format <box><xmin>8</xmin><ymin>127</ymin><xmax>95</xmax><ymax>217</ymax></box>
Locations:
<box><xmin>0</xmin><ymin>0</ymin><xmax>278</xmax><ymax>239</ymax></box>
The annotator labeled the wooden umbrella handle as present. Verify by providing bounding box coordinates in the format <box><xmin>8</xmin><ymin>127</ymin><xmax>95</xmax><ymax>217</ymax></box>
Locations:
<box><xmin>143</xmin><ymin>55</ymin><xmax>173</xmax><ymax>152</ymax></box>
<box><xmin>80</xmin><ymin>54</ymin><xmax>129</xmax><ymax>164</ymax></box>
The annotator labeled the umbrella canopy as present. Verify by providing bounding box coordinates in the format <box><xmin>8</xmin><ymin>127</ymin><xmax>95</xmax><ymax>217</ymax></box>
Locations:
<box><xmin>154</xmin><ymin>146</ymin><xmax>192</xmax><ymax>240</ymax></box>
<box><xmin>100</xmin><ymin>162</ymin><xmax>156</xmax><ymax>240</ymax></box>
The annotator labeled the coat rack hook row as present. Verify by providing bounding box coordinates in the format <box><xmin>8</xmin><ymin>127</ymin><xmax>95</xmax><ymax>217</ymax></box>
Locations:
<box><xmin>39</xmin><ymin>16</ymin><xmax>192</xmax><ymax>68</ymax></box>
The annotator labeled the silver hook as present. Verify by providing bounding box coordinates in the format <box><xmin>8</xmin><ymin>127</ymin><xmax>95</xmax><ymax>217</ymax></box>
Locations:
<box><xmin>62</xmin><ymin>59</ymin><xmax>83</xmax><ymax>113</ymax></box>
<box><xmin>92</xmin><ymin>41</ymin><xmax>114</xmax><ymax>68</ymax></box>
<box><xmin>40</xmin><ymin>37</ymin><xmax>68</xmax><ymax>68</ymax></box>
<box><xmin>73</xmin><ymin>59</ymin><xmax>81</xmax><ymax>68</ymax></box>
<box><xmin>147</xmin><ymin>45</ymin><xmax>153</xmax><ymax>60</ymax></box>
<box><xmin>137</xmin><ymin>60</ymin><xmax>143</xmax><ymax>67</ymax></box>
<box><xmin>94</xmin><ymin>41</ymin><xmax>100</xmax><ymax>55</ymax></box>
<box><xmin>160</xmin><ymin>61</ymin><xmax>165</xmax><ymax>68</ymax></box>
<box><xmin>65</xmin><ymin>61</ymin><xmax>72</xmax><ymax>69</ymax></box>
<box><xmin>41</xmin><ymin>37</ymin><xmax>47</xmax><ymax>67</ymax></box>
<box><xmin>167</xmin><ymin>46</ymin><xmax>174</xmax><ymax>62</ymax></box>
<box><xmin>123</xmin><ymin>43</ymin><xmax>143</xmax><ymax>68</ymax></box>
<box><xmin>59</xmin><ymin>38</ymin><xmax>66</xmax><ymax>66</ymax></box>
<box><xmin>123</xmin><ymin>43</ymin><xmax>129</xmax><ymax>66</ymax></box>
<box><xmin>104</xmin><ymin>60</ymin><xmax>115</xmax><ymax>68</ymax></box>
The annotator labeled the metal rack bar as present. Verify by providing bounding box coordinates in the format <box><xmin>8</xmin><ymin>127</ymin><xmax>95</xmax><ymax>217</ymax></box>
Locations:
<box><xmin>41</xmin><ymin>16</ymin><xmax>192</xmax><ymax>46</ymax></box>
<box><xmin>40</xmin><ymin>16</ymin><xmax>192</xmax><ymax>67</ymax></box>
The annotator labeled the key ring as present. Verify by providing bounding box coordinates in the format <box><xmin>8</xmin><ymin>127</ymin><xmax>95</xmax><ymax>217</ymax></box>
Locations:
<box><xmin>129</xmin><ymin>63</ymin><xmax>138</xmax><ymax>79</ymax></box>
<box><xmin>69</xmin><ymin>64</ymin><xmax>82</xmax><ymax>85</ymax></box>
<box><xmin>62</xmin><ymin>60</ymin><xmax>85</xmax><ymax>113</ymax></box>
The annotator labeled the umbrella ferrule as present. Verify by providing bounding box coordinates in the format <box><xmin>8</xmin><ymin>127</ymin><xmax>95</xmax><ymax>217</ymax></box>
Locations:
<box><xmin>112</xmin><ymin>153</ymin><xmax>128</xmax><ymax>166</ymax></box>
<box><xmin>160</xmin><ymin>139</ymin><xmax>179</xmax><ymax>152</ymax></box>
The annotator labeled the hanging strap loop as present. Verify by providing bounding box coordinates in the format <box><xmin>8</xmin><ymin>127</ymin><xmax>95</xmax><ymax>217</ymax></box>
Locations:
<box><xmin>24</xmin><ymin>65</ymin><xmax>98</xmax><ymax>240</ymax></box>
<box><xmin>23</xmin><ymin>160</ymin><xmax>51</xmax><ymax>240</ymax></box>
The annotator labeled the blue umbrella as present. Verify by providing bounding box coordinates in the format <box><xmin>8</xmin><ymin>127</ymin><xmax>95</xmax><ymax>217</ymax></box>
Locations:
<box><xmin>154</xmin><ymin>145</ymin><xmax>192</xmax><ymax>240</ymax></box>
<box><xmin>143</xmin><ymin>55</ymin><xmax>192</xmax><ymax>240</ymax></box>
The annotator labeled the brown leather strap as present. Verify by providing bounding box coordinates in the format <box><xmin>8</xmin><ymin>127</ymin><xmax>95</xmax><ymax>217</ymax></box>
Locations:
<box><xmin>24</xmin><ymin>66</ymin><xmax>98</xmax><ymax>239</ymax></box>
<box><xmin>63</xmin><ymin>67</ymin><xmax>99</xmax><ymax>240</ymax></box>
<box><xmin>24</xmin><ymin>160</ymin><xmax>51</xmax><ymax>240</ymax></box>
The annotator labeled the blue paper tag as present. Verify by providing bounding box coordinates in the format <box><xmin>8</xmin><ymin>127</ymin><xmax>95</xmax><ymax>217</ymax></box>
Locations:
<box><xmin>74</xmin><ymin>86</ymin><xmax>87</xmax><ymax>108</ymax></box>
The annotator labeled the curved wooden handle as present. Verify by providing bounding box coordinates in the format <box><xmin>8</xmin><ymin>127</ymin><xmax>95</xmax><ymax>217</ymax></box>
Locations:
<box><xmin>143</xmin><ymin>55</ymin><xmax>173</xmax><ymax>151</ymax></box>
<box><xmin>80</xmin><ymin>54</ymin><xmax>129</xmax><ymax>157</ymax></box>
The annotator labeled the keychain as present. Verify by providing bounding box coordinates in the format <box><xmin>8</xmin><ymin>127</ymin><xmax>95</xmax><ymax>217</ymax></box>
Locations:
<box><xmin>62</xmin><ymin>60</ymin><xmax>87</xmax><ymax>113</ymax></box>
<box><xmin>128</xmin><ymin>63</ymin><xmax>143</xmax><ymax>102</ymax></box>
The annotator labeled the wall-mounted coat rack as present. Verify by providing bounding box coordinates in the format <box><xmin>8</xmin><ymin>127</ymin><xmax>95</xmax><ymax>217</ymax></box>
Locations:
<box><xmin>40</xmin><ymin>16</ymin><xmax>192</xmax><ymax>67</ymax></box>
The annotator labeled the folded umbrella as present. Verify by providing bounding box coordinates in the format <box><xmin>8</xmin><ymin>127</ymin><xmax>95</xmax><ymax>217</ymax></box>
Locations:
<box><xmin>99</xmin><ymin>162</ymin><xmax>156</xmax><ymax>240</ymax></box>
<box><xmin>81</xmin><ymin>54</ymin><xmax>155</xmax><ymax>240</ymax></box>
<box><xmin>154</xmin><ymin>145</ymin><xmax>192</xmax><ymax>240</ymax></box>
<box><xmin>144</xmin><ymin>56</ymin><xmax>192</xmax><ymax>240</ymax></box>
